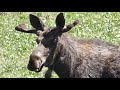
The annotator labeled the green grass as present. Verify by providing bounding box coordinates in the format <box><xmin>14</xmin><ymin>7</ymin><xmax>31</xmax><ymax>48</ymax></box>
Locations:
<box><xmin>0</xmin><ymin>12</ymin><xmax>120</xmax><ymax>78</ymax></box>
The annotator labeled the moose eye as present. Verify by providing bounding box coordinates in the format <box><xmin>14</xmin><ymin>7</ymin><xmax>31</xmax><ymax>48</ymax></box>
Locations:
<box><xmin>43</xmin><ymin>51</ymin><xmax>50</xmax><ymax>57</ymax></box>
<box><xmin>36</xmin><ymin>39</ymin><xmax>40</xmax><ymax>44</ymax></box>
<box><xmin>36</xmin><ymin>37</ymin><xmax>43</xmax><ymax>44</ymax></box>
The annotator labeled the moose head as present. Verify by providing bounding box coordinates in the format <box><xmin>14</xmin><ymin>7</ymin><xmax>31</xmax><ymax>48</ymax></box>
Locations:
<box><xmin>15</xmin><ymin>13</ymin><xmax>79</xmax><ymax>72</ymax></box>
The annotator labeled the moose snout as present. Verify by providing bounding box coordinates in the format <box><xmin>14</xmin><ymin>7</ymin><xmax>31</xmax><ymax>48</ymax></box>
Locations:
<box><xmin>27</xmin><ymin>58</ymin><xmax>44</xmax><ymax>72</ymax></box>
<box><xmin>27</xmin><ymin>49</ymin><xmax>48</xmax><ymax>72</ymax></box>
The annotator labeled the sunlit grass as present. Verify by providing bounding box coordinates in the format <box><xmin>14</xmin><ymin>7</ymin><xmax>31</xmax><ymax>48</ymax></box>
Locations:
<box><xmin>0</xmin><ymin>12</ymin><xmax>120</xmax><ymax>78</ymax></box>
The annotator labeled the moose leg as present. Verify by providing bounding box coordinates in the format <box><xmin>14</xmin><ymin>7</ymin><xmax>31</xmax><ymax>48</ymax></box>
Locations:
<box><xmin>45</xmin><ymin>68</ymin><xmax>52</xmax><ymax>78</ymax></box>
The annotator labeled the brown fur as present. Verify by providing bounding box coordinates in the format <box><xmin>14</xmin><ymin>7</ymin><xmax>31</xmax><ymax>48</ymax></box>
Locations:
<box><xmin>15</xmin><ymin>13</ymin><xmax>120</xmax><ymax>78</ymax></box>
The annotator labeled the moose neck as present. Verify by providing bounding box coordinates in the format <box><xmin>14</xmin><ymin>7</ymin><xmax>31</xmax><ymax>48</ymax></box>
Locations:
<box><xmin>50</xmin><ymin>33</ymin><xmax>79</xmax><ymax>78</ymax></box>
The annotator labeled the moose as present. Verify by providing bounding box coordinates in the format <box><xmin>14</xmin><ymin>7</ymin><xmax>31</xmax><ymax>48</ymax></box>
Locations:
<box><xmin>15</xmin><ymin>13</ymin><xmax>120</xmax><ymax>78</ymax></box>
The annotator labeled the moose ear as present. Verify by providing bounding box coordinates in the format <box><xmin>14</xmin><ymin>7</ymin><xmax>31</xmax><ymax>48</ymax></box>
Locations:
<box><xmin>29</xmin><ymin>14</ymin><xmax>44</xmax><ymax>30</ymax></box>
<box><xmin>55</xmin><ymin>13</ymin><xmax>65</xmax><ymax>29</ymax></box>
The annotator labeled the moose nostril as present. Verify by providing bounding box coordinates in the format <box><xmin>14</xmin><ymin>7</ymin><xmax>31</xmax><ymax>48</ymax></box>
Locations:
<box><xmin>27</xmin><ymin>63</ymin><xmax>33</xmax><ymax>71</ymax></box>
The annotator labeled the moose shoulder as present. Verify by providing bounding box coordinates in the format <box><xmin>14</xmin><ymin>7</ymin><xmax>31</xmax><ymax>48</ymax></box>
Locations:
<box><xmin>15</xmin><ymin>13</ymin><xmax>120</xmax><ymax>78</ymax></box>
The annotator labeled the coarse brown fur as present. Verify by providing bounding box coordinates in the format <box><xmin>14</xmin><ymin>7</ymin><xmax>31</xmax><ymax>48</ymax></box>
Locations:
<box><xmin>15</xmin><ymin>13</ymin><xmax>120</xmax><ymax>78</ymax></box>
